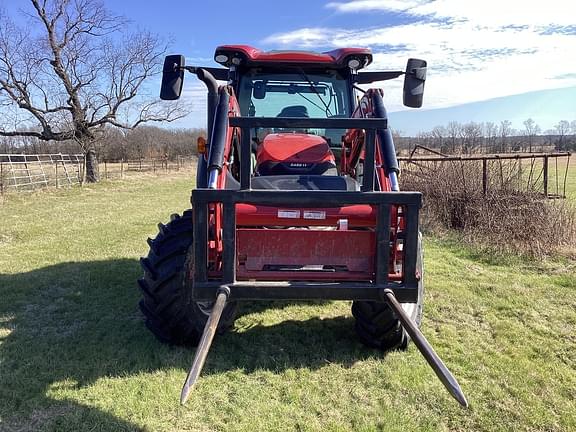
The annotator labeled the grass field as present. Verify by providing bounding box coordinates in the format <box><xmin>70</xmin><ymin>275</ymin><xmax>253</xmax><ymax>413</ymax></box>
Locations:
<box><xmin>564</xmin><ymin>155</ymin><xmax>576</xmax><ymax>199</ymax></box>
<box><xmin>0</xmin><ymin>172</ymin><xmax>575</xmax><ymax>431</ymax></box>
<box><xmin>547</xmin><ymin>154</ymin><xmax>575</xmax><ymax>200</ymax></box>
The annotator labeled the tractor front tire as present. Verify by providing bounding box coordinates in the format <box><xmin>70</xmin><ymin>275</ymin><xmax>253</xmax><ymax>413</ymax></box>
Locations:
<box><xmin>138</xmin><ymin>210</ymin><xmax>238</xmax><ymax>345</ymax></box>
<box><xmin>352</xmin><ymin>234</ymin><xmax>424</xmax><ymax>351</ymax></box>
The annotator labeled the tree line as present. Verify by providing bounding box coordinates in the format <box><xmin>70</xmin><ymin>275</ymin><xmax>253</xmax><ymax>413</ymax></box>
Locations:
<box><xmin>3</xmin><ymin>117</ymin><xmax>574</xmax><ymax>163</ymax></box>
<box><xmin>395</xmin><ymin>119</ymin><xmax>576</xmax><ymax>154</ymax></box>
<box><xmin>0</xmin><ymin>125</ymin><xmax>204</xmax><ymax>161</ymax></box>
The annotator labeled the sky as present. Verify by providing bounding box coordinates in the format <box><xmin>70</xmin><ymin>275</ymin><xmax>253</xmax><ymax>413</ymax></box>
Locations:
<box><xmin>4</xmin><ymin>0</ymin><xmax>576</xmax><ymax>134</ymax></box>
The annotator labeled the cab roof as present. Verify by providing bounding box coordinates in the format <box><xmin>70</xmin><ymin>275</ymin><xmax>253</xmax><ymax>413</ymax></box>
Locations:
<box><xmin>214</xmin><ymin>45</ymin><xmax>373</xmax><ymax>70</ymax></box>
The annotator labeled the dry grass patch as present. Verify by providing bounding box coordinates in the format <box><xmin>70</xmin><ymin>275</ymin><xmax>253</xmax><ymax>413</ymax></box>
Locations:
<box><xmin>403</xmin><ymin>159</ymin><xmax>576</xmax><ymax>256</ymax></box>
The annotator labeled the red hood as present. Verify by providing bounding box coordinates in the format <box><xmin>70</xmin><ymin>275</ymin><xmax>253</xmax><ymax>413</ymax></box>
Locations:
<box><xmin>257</xmin><ymin>133</ymin><xmax>335</xmax><ymax>165</ymax></box>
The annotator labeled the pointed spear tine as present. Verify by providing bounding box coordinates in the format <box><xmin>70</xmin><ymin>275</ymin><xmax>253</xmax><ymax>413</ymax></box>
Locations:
<box><xmin>382</xmin><ymin>289</ymin><xmax>469</xmax><ymax>408</ymax></box>
<box><xmin>180</xmin><ymin>287</ymin><xmax>230</xmax><ymax>405</ymax></box>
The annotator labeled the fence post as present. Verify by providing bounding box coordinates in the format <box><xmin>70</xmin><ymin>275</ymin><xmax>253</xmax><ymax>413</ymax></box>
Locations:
<box><xmin>121</xmin><ymin>159</ymin><xmax>124</xmax><ymax>178</ymax></box>
<box><xmin>153</xmin><ymin>159</ymin><xmax>156</xmax><ymax>173</ymax></box>
<box><xmin>517</xmin><ymin>158</ymin><xmax>522</xmax><ymax>191</ymax></box>
<box><xmin>0</xmin><ymin>162</ymin><xmax>3</xmax><ymax>196</ymax></box>
<box><xmin>55</xmin><ymin>162</ymin><xmax>59</xmax><ymax>188</ymax></box>
<box><xmin>482</xmin><ymin>158</ymin><xmax>488</xmax><ymax>195</ymax></box>
<box><xmin>543</xmin><ymin>155</ymin><xmax>549</xmax><ymax>198</ymax></box>
<box><xmin>104</xmin><ymin>160</ymin><xmax>108</xmax><ymax>179</ymax></box>
<box><xmin>79</xmin><ymin>155</ymin><xmax>84</xmax><ymax>186</ymax></box>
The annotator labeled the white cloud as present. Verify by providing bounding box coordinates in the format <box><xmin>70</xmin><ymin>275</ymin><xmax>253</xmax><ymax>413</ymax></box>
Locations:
<box><xmin>326</xmin><ymin>0</ymin><xmax>576</xmax><ymax>26</ymax></box>
<box><xmin>263</xmin><ymin>1</ymin><xmax>576</xmax><ymax>111</ymax></box>
<box><xmin>262</xmin><ymin>28</ymin><xmax>337</xmax><ymax>48</ymax></box>
<box><xmin>408</xmin><ymin>0</ymin><xmax>576</xmax><ymax>27</ymax></box>
<box><xmin>327</xmin><ymin>0</ymin><xmax>427</xmax><ymax>13</ymax></box>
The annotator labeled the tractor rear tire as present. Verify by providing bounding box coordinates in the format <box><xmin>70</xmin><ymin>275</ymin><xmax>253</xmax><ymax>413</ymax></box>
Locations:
<box><xmin>352</xmin><ymin>233</ymin><xmax>424</xmax><ymax>351</ymax></box>
<box><xmin>138</xmin><ymin>210</ymin><xmax>238</xmax><ymax>345</ymax></box>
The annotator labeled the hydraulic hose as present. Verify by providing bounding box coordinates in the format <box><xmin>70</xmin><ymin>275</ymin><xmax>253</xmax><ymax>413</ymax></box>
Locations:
<box><xmin>371</xmin><ymin>91</ymin><xmax>400</xmax><ymax>191</ymax></box>
<box><xmin>194</xmin><ymin>68</ymin><xmax>219</xmax><ymax>189</ymax></box>
<box><xmin>196</xmin><ymin>68</ymin><xmax>219</xmax><ymax>144</ymax></box>
<box><xmin>207</xmin><ymin>87</ymin><xmax>230</xmax><ymax>188</ymax></box>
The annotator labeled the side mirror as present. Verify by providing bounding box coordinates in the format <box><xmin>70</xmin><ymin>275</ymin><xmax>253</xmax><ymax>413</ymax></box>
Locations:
<box><xmin>253</xmin><ymin>81</ymin><xmax>266</xmax><ymax>99</ymax></box>
<box><xmin>403</xmin><ymin>58</ymin><xmax>427</xmax><ymax>108</ymax></box>
<box><xmin>160</xmin><ymin>55</ymin><xmax>185</xmax><ymax>100</ymax></box>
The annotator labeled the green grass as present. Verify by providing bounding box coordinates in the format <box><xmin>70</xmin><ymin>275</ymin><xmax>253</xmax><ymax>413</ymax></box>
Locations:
<box><xmin>548</xmin><ymin>155</ymin><xmax>576</xmax><ymax>200</ymax></box>
<box><xmin>0</xmin><ymin>174</ymin><xmax>575</xmax><ymax>431</ymax></box>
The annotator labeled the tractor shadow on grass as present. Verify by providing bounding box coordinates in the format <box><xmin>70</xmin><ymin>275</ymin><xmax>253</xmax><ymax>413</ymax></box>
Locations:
<box><xmin>212</xmin><ymin>311</ymin><xmax>374</xmax><ymax>374</ymax></box>
<box><xmin>0</xmin><ymin>259</ymin><xmax>385</xmax><ymax>431</ymax></box>
<box><xmin>0</xmin><ymin>259</ymin><xmax>149</xmax><ymax>431</ymax></box>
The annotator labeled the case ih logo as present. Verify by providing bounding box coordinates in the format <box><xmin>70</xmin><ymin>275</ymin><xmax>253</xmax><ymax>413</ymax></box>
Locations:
<box><xmin>289</xmin><ymin>162</ymin><xmax>310</xmax><ymax>167</ymax></box>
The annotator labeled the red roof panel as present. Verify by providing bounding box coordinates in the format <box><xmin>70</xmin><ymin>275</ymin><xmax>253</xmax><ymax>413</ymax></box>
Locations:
<box><xmin>215</xmin><ymin>45</ymin><xmax>372</xmax><ymax>69</ymax></box>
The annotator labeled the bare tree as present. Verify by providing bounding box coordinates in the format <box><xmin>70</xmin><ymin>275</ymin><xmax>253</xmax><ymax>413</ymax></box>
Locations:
<box><xmin>430</xmin><ymin>125</ymin><xmax>446</xmax><ymax>151</ymax></box>
<box><xmin>523</xmin><ymin>118</ymin><xmax>540</xmax><ymax>152</ymax></box>
<box><xmin>446</xmin><ymin>121</ymin><xmax>460</xmax><ymax>153</ymax></box>
<box><xmin>554</xmin><ymin>120</ymin><xmax>571</xmax><ymax>150</ymax></box>
<box><xmin>0</xmin><ymin>0</ymin><xmax>185</xmax><ymax>182</ymax></box>
<box><xmin>499</xmin><ymin>120</ymin><xmax>512</xmax><ymax>153</ymax></box>
<box><xmin>461</xmin><ymin>122</ymin><xmax>483</xmax><ymax>154</ymax></box>
<box><xmin>484</xmin><ymin>121</ymin><xmax>498</xmax><ymax>153</ymax></box>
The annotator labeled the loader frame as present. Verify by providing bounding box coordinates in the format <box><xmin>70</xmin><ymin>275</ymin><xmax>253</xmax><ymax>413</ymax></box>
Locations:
<box><xmin>191</xmin><ymin>116</ymin><xmax>422</xmax><ymax>302</ymax></box>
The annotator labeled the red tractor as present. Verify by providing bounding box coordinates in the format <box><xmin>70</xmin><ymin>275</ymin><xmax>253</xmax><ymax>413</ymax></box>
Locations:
<box><xmin>140</xmin><ymin>45</ymin><xmax>467</xmax><ymax>406</ymax></box>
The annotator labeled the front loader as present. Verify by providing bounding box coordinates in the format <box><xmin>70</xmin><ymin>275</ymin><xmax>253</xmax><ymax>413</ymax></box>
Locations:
<box><xmin>139</xmin><ymin>45</ymin><xmax>467</xmax><ymax>407</ymax></box>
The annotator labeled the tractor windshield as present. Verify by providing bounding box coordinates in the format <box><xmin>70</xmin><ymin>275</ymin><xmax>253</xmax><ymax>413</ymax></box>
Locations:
<box><xmin>238</xmin><ymin>69</ymin><xmax>351</xmax><ymax>119</ymax></box>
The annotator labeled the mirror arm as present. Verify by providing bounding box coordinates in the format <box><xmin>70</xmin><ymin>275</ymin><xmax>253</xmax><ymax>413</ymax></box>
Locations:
<box><xmin>178</xmin><ymin>66</ymin><xmax>229</xmax><ymax>81</ymax></box>
<box><xmin>355</xmin><ymin>71</ymin><xmax>404</xmax><ymax>84</ymax></box>
<box><xmin>182</xmin><ymin>66</ymin><xmax>200</xmax><ymax>73</ymax></box>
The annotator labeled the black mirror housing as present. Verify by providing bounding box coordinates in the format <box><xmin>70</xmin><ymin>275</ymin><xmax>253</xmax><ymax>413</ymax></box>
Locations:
<box><xmin>403</xmin><ymin>58</ymin><xmax>427</xmax><ymax>108</ymax></box>
<box><xmin>160</xmin><ymin>55</ymin><xmax>185</xmax><ymax>100</ymax></box>
<box><xmin>253</xmin><ymin>81</ymin><xmax>266</xmax><ymax>99</ymax></box>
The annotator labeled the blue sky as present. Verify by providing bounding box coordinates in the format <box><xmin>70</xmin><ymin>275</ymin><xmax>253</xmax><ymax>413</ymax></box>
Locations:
<box><xmin>4</xmin><ymin>0</ymin><xmax>576</xmax><ymax>134</ymax></box>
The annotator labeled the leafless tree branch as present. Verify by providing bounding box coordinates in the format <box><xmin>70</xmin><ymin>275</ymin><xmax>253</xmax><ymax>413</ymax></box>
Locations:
<box><xmin>0</xmin><ymin>0</ymin><xmax>187</xmax><ymax>181</ymax></box>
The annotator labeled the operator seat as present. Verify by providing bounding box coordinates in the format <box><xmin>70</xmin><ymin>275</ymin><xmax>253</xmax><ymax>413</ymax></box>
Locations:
<box><xmin>277</xmin><ymin>105</ymin><xmax>309</xmax><ymax>118</ymax></box>
<box><xmin>239</xmin><ymin>104</ymin><xmax>358</xmax><ymax>191</ymax></box>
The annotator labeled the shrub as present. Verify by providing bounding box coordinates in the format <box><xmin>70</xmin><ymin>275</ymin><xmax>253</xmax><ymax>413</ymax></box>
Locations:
<box><xmin>402</xmin><ymin>160</ymin><xmax>576</xmax><ymax>257</ymax></box>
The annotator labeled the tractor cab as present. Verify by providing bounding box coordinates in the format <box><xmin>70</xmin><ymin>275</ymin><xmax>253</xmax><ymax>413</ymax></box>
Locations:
<box><xmin>212</xmin><ymin>46</ymin><xmax>371</xmax><ymax>189</ymax></box>
<box><xmin>158</xmin><ymin>45</ymin><xmax>427</xmax><ymax>191</ymax></box>
<box><xmin>226</xmin><ymin>47</ymin><xmax>363</xmax><ymax>172</ymax></box>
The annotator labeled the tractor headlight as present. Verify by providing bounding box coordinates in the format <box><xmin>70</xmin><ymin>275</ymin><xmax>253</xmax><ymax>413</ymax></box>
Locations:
<box><xmin>215</xmin><ymin>54</ymin><xmax>229</xmax><ymax>64</ymax></box>
<box><xmin>348</xmin><ymin>58</ymin><xmax>361</xmax><ymax>69</ymax></box>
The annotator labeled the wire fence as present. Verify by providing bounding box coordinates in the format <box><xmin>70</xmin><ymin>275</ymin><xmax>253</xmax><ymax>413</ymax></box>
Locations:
<box><xmin>0</xmin><ymin>153</ymin><xmax>83</xmax><ymax>193</ymax></box>
<box><xmin>99</xmin><ymin>156</ymin><xmax>196</xmax><ymax>180</ymax></box>
<box><xmin>0</xmin><ymin>154</ymin><xmax>197</xmax><ymax>195</ymax></box>
<box><xmin>398</xmin><ymin>150</ymin><xmax>572</xmax><ymax>199</ymax></box>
